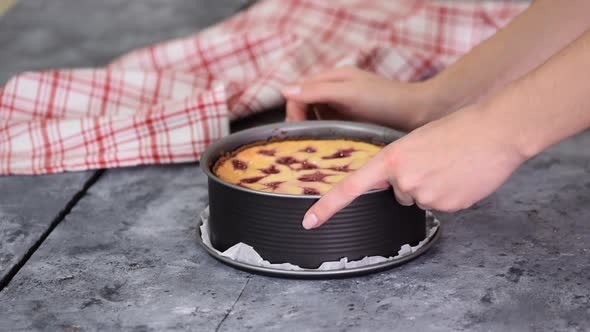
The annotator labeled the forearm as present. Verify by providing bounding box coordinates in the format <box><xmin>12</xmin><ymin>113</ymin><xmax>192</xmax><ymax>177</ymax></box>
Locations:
<box><xmin>480</xmin><ymin>29</ymin><xmax>590</xmax><ymax>160</ymax></box>
<box><xmin>423</xmin><ymin>0</ymin><xmax>590</xmax><ymax>120</ymax></box>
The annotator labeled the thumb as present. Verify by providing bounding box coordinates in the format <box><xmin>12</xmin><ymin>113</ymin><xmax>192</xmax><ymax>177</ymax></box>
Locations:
<box><xmin>285</xmin><ymin>100</ymin><xmax>308</xmax><ymax>122</ymax></box>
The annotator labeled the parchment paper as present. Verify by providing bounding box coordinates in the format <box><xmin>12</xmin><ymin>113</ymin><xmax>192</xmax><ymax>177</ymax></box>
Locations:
<box><xmin>200</xmin><ymin>207</ymin><xmax>439</xmax><ymax>271</ymax></box>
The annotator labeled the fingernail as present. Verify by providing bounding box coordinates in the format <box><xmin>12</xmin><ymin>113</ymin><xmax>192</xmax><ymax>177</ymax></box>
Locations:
<box><xmin>283</xmin><ymin>85</ymin><xmax>301</xmax><ymax>96</ymax></box>
<box><xmin>302</xmin><ymin>213</ymin><xmax>318</xmax><ymax>229</ymax></box>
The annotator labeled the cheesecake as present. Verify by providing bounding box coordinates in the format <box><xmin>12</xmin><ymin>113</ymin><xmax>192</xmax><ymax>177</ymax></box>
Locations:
<box><xmin>213</xmin><ymin>139</ymin><xmax>382</xmax><ymax>195</ymax></box>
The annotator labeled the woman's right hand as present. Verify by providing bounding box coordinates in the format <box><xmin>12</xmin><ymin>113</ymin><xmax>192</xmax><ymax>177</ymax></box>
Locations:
<box><xmin>300</xmin><ymin>105</ymin><xmax>528</xmax><ymax>229</ymax></box>
<box><xmin>281</xmin><ymin>67</ymin><xmax>447</xmax><ymax>132</ymax></box>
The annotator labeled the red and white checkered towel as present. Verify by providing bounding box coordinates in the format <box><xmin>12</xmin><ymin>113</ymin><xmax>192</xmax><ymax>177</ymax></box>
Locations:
<box><xmin>0</xmin><ymin>0</ymin><xmax>527</xmax><ymax>174</ymax></box>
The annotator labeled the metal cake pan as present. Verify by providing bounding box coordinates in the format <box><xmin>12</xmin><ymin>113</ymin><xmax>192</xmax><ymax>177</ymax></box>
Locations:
<box><xmin>200</xmin><ymin>121</ymin><xmax>426</xmax><ymax>269</ymax></box>
<box><xmin>196</xmin><ymin>215</ymin><xmax>441</xmax><ymax>279</ymax></box>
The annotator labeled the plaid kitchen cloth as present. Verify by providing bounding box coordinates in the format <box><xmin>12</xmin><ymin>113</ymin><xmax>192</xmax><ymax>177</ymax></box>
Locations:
<box><xmin>0</xmin><ymin>0</ymin><xmax>528</xmax><ymax>174</ymax></box>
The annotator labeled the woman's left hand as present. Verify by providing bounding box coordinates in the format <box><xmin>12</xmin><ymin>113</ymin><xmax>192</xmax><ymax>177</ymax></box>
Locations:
<box><xmin>301</xmin><ymin>106</ymin><xmax>528</xmax><ymax>229</ymax></box>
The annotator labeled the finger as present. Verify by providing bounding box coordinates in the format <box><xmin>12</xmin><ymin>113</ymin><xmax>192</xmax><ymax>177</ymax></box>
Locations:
<box><xmin>285</xmin><ymin>100</ymin><xmax>308</xmax><ymax>122</ymax></box>
<box><xmin>413</xmin><ymin>187</ymin><xmax>436</xmax><ymax>211</ymax></box>
<box><xmin>371</xmin><ymin>180</ymin><xmax>390</xmax><ymax>190</ymax></box>
<box><xmin>301</xmin><ymin>152</ymin><xmax>388</xmax><ymax>229</ymax></box>
<box><xmin>304</xmin><ymin>66</ymin><xmax>360</xmax><ymax>83</ymax></box>
<box><xmin>392</xmin><ymin>186</ymin><xmax>414</xmax><ymax>206</ymax></box>
<box><xmin>415</xmin><ymin>202</ymin><xmax>431</xmax><ymax>210</ymax></box>
<box><xmin>282</xmin><ymin>81</ymin><xmax>352</xmax><ymax>106</ymax></box>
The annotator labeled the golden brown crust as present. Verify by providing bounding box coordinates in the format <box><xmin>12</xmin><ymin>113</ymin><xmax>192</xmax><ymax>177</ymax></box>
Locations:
<box><xmin>212</xmin><ymin>137</ymin><xmax>385</xmax><ymax>175</ymax></box>
<box><xmin>212</xmin><ymin>137</ymin><xmax>383</xmax><ymax>195</ymax></box>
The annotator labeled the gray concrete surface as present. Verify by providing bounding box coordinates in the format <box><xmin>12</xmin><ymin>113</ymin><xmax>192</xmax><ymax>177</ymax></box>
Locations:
<box><xmin>0</xmin><ymin>165</ymin><xmax>250</xmax><ymax>331</ymax></box>
<box><xmin>0</xmin><ymin>0</ymin><xmax>589</xmax><ymax>331</ymax></box>
<box><xmin>0</xmin><ymin>0</ymin><xmax>238</xmax><ymax>82</ymax></box>
<box><xmin>0</xmin><ymin>0</ymin><xmax>239</xmax><ymax>289</ymax></box>
<box><xmin>0</xmin><ymin>173</ymin><xmax>95</xmax><ymax>284</ymax></box>
<box><xmin>1</xmin><ymin>133</ymin><xmax>589</xmax><ymax>331</ymax></box>
<box><xmin>0</xmin><ymin>0</ymin><xmax>239</xmax><ymax>313</ymax></box>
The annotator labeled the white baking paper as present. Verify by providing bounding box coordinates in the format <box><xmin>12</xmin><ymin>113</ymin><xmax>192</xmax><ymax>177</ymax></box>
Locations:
<box><xmin>200</xmin><ymin>207</ymin><xmax>439</xmax><ymax>271</ymax></box>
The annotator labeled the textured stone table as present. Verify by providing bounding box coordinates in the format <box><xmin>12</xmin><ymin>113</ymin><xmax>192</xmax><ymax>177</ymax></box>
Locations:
<box><xmin>0</xmin><ymin>1</ymin><xmax>588</xmax><ymax>331</ymax></box>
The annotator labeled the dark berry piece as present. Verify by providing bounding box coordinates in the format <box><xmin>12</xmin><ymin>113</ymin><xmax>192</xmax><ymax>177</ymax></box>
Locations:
<box><xmin>300</xmin><ymin>160</ymin><xmax>318</xmax><ymax>170</ymax></box>
<box><xmin>259</xmin><ymin>164</ymin><xmax>281</xmax><ymax>175</ymax></box>
<box><xmin>328</xmin><ymin>164</ymin><xmax>351</xmax><ymax>172</ymax></box>
<box><xmin>232</xmin><ymin>159</ymin><xmax>248</xmax><ymax>170</ymax></box>
<box><xmin>276</xmin><ymin>156</ymin><xmax>300</xmax><ymax>166</ymax></box>
<box><xmin>263</xmin><ymin>181</ymin><xmax>284</xmax><ymax>190</ymax></box>
<box><xmin>240</xmin><ymin>176</ymin><xmax>266</xmax><ymax>184</ymax></box>
<box><xmin>300</xmin><ymin>146</ymin><xmax>317</xmax><ymax>153</ymax></box>
<box><xmin>322</xmin><ymin>148</ymin><xmax>356</xmax><ymax>159</ymax></box>
<box><xmin>303</xmin><ymin>187</ymin><xmax>320</xmax><ymax>195</ymax></box>
<box><xmin>258</xmin><ymin>149</ymin><xmax>276</xmax><ymax>156</ymax></box>
<box><xmin>298</xmin><ymin>171</ymin><xmax>331</xmax><ymax>183</ymax></box>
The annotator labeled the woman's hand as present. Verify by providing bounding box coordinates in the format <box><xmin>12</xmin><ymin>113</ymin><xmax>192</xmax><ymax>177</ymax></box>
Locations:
<box><xmin>282</xmin><ymin>67</ymin><xmax>446</xmax><ymax>132</ymax></box>
<box><xmin>300</xmin><ymin>106</ymin><xmax>528</xmax><ymax>229</ymax></box>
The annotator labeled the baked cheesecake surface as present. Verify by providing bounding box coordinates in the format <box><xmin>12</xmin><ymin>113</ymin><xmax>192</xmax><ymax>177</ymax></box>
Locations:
<box><xmin>214</xmin><ymin>139</ymin><xmax>382</xmax><ymax>195</ymax></box>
